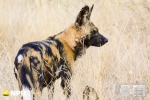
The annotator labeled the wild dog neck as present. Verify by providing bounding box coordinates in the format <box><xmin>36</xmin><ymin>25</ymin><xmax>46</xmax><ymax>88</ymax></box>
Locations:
<box><xmin>55</xmin><ymin>24</ymin><xmax>88</xmax><ymax>60</ymax></box>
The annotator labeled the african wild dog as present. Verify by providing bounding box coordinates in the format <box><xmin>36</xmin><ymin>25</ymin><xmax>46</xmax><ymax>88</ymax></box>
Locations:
<box><xmin>83</xmin><ymin>86</ymin><xmax>99</xmax><ymax>100</ymax></box>
<box><xmin>14</xmin><ymin>4</ymin><xmax>108</xmax><ymax>100</ymax></box>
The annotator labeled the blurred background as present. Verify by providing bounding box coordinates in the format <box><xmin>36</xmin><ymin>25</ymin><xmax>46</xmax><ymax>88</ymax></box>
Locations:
<box><xmin>0</xmin><ymin>0</ymin><xmax>150</xmax><ymax>99</ymax></box>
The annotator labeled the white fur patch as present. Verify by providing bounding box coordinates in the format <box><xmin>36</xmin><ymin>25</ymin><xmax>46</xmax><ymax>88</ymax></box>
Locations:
<box><xmin>14</xmin><ymin>68</ymin><xmax>17</xmax><ymax>74</ymax></box>
<box><xmin>22</xmin><ymin>86</ymin><xmax>32</xmax><ymax>100</ymax></box>
<box><xmin>26</xmin><ymin>74</ymin><xmax>33</xmax><ymax>88</ymax></box>
<box><xmin>73</xmin><ymin>19</ymin><xmax>76</xmax><ymax>24</ymax></box>
<box><xmin>55</xmin><ymin>65</ymin><xmax>62</xmax><ymax>77</ymax></box>
<box><xmin>18</xmin><ymin>54</ymin><xmax>23</xmax><ymax>63</ymax></box>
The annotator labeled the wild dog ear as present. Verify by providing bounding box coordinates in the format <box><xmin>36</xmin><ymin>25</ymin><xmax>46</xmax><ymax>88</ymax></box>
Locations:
<box><xmin>87</xmin><ymin>4</ymin><xmax>94</xmax><ymax>20</ymax></box>
<box><xmin>74</xmin><ymin>5</ymin><xmax>90</xmax><ymax>27</ymax></box>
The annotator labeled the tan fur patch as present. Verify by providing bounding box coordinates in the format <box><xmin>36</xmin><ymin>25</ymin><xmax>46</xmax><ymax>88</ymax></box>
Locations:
<box><xmin>49</xmin><ymin>44</ymin><xmax>60</xmax><ymax>62</ymax></box>
<box><xmin>40</xmin><ymin>43</ymin><xmax>52</xmax><ymax>65</ymax></box>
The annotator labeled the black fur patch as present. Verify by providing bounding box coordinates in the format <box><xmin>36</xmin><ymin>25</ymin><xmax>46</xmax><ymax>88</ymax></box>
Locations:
<box><xmin>39</xmin><ymin>42</ymin><xmax>53</xmax><ymax>56</ymax></box>
<box><xmin>14</xmin><ymin>68</ymin><xmax>17</xmax><ymax>79</ymax></box>
<box><xmin>75</xmin><ymin>5</ymin><xmax>89</xmax><ymax>26</ymax></box>
<box><xmin>23</xmin><ymin>42</ymin><xmax>42</xmax><ymax>52</ymax></box>
<box><xmin>53</xmin><ymin>39</ymin><xmax>64</xmax><ymax>55</ymax></box>
<box><xmin>74</xmin><ymin>39</ymin><xmax>85</xmax><ymax>59</ymax></box>
<box><xmin>30</xmin><ymin>56</ymin><xmax>40</xmax><ymax>67</ymax></box>
<box><xmin>21</xmin><ymin>65</ymin><xmax>32</xmax><ymax>89</ymax></box>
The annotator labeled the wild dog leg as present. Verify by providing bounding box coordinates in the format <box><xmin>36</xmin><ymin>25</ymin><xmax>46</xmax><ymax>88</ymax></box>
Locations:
<box><xmin>48</xmin><ymin>83</ymin><xmax>54</xmax><ymax>100</ymax></box>
<box><xmin>60</xmin><ymin>66</ymin><xmax>72</xmax><ymax>99</ymax></box>
<box><xmin>61</xmin><ymin>79</ymin><xmax>71</xmax><ymax>98</ymax></box>
<box><xmin>32</xmin><ymin>82</ymin><xmax>42</xmax><ymax>100</ymax></box>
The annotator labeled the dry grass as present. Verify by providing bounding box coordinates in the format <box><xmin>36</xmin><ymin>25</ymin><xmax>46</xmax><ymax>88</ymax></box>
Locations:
<box><xmin>0</xmin><ymin>0</ymin><xmax>150</xmax><ymax>100</ymax></box>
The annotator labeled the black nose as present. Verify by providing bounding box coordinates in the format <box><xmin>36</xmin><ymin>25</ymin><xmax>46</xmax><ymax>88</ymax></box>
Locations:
<box><xmin>104</xmin><ymin>38</ymin><xmax>108</xmax><ymax>43</ymax></box>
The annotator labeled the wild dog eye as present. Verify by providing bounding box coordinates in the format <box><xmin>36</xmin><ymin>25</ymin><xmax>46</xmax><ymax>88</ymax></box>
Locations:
<box><xmin>91</xmin><ymin>30</ymin><xmax>97</xmax><ymax>34</ymax></box>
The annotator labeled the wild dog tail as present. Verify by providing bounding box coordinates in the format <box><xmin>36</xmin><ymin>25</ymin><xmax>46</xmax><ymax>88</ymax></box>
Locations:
<box><xmin>83</xmin><ymin>86</ymin><xmax>99</xmax><ymax>100</ymax></box>
<box><xmin>14</xmin><ymin>48</ymin><xmax>33</xmax><ymax>100</ymax></box>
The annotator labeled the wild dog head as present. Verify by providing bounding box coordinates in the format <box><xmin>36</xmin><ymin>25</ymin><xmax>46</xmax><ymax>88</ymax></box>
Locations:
<box><xmin>73</xmin><ymin>5</ymin><xmax>108</xmax><ymax>57</ymax></box>
<box><xmin>74</xmin><ymin>5</ymin><xmax>108</xmax><ymax>47</ymax></box>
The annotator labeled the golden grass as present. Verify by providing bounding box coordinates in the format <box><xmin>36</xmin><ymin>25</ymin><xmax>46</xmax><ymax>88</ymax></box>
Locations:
<box><xmin>0</xmin><ymin>0</ymin><xmax>150</xmax><ymax>100</ymax></box>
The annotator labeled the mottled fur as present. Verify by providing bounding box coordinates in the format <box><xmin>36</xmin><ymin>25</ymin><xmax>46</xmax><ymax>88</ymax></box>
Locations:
<box><xmin>14</xmin><ymin>5</ymin><xmax>108</xmax><ymax>100</ymax></box>
<box><xmin>83</xmin><ymin>86</ymin><xmax>99</xmax><ymax>100</ymax></box>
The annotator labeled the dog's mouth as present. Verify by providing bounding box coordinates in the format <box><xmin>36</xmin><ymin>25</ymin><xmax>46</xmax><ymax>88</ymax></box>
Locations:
<box><xmin>92</xmin><ymin>37</ymin><xmax>108</xmax><ymax>47</ymax></box>
<box><xmin>99</xmin><ymin>39</ymin><xmax>108</xmax><ymax>47</ymax></box>
<box><xmin>83</xmin><ymin>34</ymin><xmax>108</xmax><ymax>48</ymax></box>
<box><xmin>95</xmin><ymin>43</ymin><xmax>105</xmax><ymax>47</ymax></box>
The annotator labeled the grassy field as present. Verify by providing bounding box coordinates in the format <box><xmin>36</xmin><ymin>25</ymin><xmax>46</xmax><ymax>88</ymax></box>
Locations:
<box><xmin>0</xmin><ymin>0</ymin><xmax>150</xmax><ymax>100</ymax></box>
